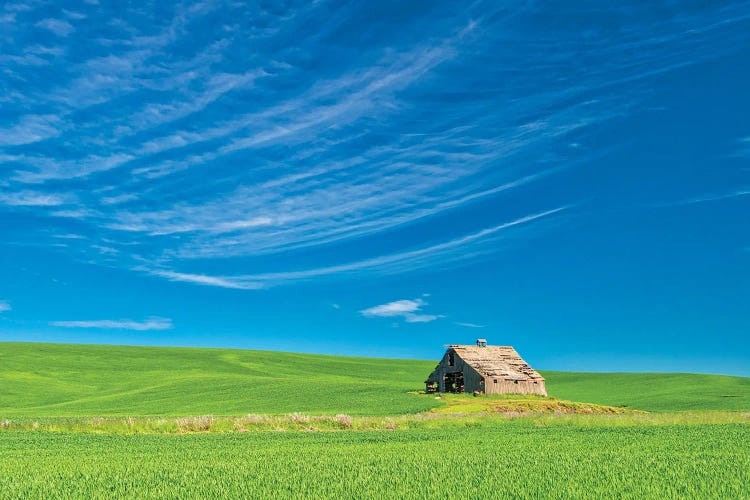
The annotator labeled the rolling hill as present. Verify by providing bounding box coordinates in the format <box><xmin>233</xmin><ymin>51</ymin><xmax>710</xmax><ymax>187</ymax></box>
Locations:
<box><xmin>1</xmin><ymin>342</ymin><xmax>748</xmax><ymax>416</ymax></box>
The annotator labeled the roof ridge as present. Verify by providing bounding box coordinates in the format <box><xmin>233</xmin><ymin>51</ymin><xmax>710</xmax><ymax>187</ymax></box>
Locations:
<box><xmin>452</xmin><ymin>344</ymin><xmax>516</xmax><ymax>349</ymax></box>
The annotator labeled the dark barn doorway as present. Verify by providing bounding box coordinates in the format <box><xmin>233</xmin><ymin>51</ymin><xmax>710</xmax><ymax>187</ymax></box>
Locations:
<box><xmin>444</xmin><ymin>372</ymin><xmax>464</xmax><ymax>393</ymax></box>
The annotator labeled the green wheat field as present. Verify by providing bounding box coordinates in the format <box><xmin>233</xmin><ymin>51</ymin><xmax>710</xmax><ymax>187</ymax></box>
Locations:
<box><xmin>1</xmin><ymin>342</ymin><xmax>749</xmax><ymax>498</ymax></box>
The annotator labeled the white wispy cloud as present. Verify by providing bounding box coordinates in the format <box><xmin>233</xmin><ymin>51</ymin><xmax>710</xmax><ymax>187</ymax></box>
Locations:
<box><xmin>0</xmin><ymin>44</ymin><xmax>65</xmax><ymax>67</ymax></box>
<box><xmin>50</xmin><ymin>317</ymin><xmax>173</xmax><ymax>330</ymax></box>
<box><xmin>108</xmin><ymin>163</ymin><xmax>564</xmax><ymax>261</ymax></box>
<box><xmin>124</xmin><ymin>35</ymin><xmax>471</xmax><ymax>181</ymax></box>
<box><xmin>35</xmin><ymin>18</ymin><xmax>75</xmax><ymax>36</ymax></box>
<box><xmin>100</xmin><ymin>193</ymin><xmax>139</xmax><ymax>205</ymax></box>
<box><xmin>0</xmin><ymin>300</ymin><xmax>11</xmax><ymax>313</ymax></box>
<box><xmin>53</xmin><ymin>233</ymin><xmax>86</xmax><ymax>239</ymax></box>
<box><xmin>361</xmin><ymin>297</ymin><xmax>443</xmax><ymax>323</ymax></box>
<box><xmin>10</xmin><ymin>153</ymin><xmax>136</xmax><ymax>184</ymax></box>
<box><xmin>2</xmin><ymin>1</ymin><xmax>748</xmax><ymax>293</ymax></box>
<box><xmin>736</xmin><ymin>136</ymin><xmax>750</xmax><ymax>157</ymax></box>
<box><xmin>0</xmin><ymin>114</ymin><xmax>62</xmax><ymax>146</ymax></box>
<box><xmin>148</xmin><ymin>270</ymin><xmax>264</xmax><ymax>290</ymax></box>
<box><xmin>0</xmin><ymin>190</ymin><xmax>73</xmax><ymax>207</ymax></box>
<box><xmin>127</xmin><ymin>68</ymin><xmax>267</xmax><ymax>137</ymax></box>
<box><xmin>656</xmin><ymin>189</ymin><xmax>750</xmax><ymax>207</ymax></box>
<box><xmin>142</xmin><ymin>208</ymin><xmax>566</xmax><ymax>289</ymax></box>
<box><xmin>455</xmin><ymin>322</ymin><xmax>484</xmax><ymax>328</ymax></box>
<box><xmin>216</xmin><ymin>42</ymin><xmax>460</xmax><ymax>157</ymax></box>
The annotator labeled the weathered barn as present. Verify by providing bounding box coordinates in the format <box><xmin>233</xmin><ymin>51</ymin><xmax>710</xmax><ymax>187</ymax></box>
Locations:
<box><xmin>425</xmin><ymin>340</ymin><xmax>546</xmax><ymax>396</ymax></box>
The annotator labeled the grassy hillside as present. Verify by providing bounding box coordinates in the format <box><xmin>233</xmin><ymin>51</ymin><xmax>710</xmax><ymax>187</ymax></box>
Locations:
<box><xmin>543</xmin><ymin>371</ymin><xmax>750</xmax><ymax>411</ymax></box>
<box><xmin>0</xmin><ymin>342</ymin><xmax>439</xmax><ymax>417</ymax></box>
<box><xmin>0</xmin><ymin>342</ymin><xmax>748</xmax><ymax>416</ymax></box>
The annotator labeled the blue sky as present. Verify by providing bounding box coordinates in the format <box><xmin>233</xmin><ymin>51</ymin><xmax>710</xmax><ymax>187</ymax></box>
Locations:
<box><xmin>1</xmin><ymin>1</ymin><xmax>748</xmax><ymax>375</ymax></box>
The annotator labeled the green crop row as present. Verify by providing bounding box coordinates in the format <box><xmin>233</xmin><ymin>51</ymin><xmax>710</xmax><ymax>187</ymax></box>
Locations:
<box><xmin>1</xmin><ymin>424</ymin><xmax>748</xmax><ymax>499</ymax></box>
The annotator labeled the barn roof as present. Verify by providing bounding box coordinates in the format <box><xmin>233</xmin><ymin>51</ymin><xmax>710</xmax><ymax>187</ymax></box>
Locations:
<box><xmin>448</xmin><ymin>345</ymin><xmax>545</xmax><ymax>381</ymax></box>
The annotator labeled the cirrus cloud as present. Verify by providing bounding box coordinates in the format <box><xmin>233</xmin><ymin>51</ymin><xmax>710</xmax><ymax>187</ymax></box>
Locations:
<box><xmin>50</xmin><ymin>317</ymin><xmax>173</xmax><ymax>331</ymax></box>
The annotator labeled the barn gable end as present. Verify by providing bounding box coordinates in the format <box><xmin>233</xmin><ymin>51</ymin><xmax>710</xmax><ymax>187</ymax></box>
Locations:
<box><xmin>425</xmin><ymin>341</ymin><xmax>546</xmax><ymax>396</ymax></box>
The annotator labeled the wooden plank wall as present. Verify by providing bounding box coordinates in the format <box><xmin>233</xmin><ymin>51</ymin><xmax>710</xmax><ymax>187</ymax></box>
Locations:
<box><xmin>484</xmin><ymin>379</ymin><xmax>547</xmax><ymax>396</ymax></box>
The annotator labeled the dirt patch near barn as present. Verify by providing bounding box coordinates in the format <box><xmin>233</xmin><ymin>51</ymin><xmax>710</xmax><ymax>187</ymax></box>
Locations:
<box><xmin>424</xmin><ymin>393</ymin><xmax>638</xmax><ymax>416</ymax></box>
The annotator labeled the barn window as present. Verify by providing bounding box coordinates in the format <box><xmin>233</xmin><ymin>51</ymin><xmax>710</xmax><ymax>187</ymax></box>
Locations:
<box><xmin>493</xmin><ymin>379</ymin><xmax>498</xmax><ymax>384</ymax></box>
<box><xmin>448</xmin><ymin>352</ymin><xmax>455</xmax><ymax>367</ymax></box>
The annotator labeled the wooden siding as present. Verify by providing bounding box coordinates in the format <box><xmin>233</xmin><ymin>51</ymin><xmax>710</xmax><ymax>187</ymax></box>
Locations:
<box><xmin>484</xmin><ymin>378</ymin><xmax>547</xmax><ymax>396</ymax></box>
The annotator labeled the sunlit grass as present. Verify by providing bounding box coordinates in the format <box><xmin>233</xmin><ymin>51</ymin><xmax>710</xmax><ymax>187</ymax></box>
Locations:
<box><xmin>1</xmin><ymin>425</ymin><xmax>748</xmax><ymax>498</ymax></box>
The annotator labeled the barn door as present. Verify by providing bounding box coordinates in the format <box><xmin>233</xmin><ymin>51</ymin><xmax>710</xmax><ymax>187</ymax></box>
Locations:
<box><xmin>444</xmin><ymin>372</ymin><xmax>464</xmax><ymax>393</ymax></box>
